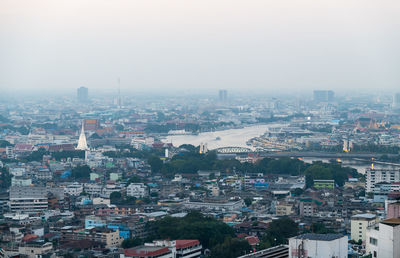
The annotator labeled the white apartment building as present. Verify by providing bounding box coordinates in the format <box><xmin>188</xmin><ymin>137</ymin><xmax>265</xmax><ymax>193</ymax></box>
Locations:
<box><xmin>84</xmin><ymin>183</ymin><xmax>103</xmax><ymax>196</ymax></box>
<box><xmin>145</xmin><ymin>240</ymin><xmax>202</xmax><ymax>258</ymax></box>
<box><xmin>127</xmin><ymin>183</ymin><xmax>147</xmax><ymax>198</ymax></box>
<box><xmin>64</xmin><ymin>182</ymin><xmax>83</xmax><ymax>196</ymax></box>
<box><xmin>9</xmin><ymin>186</ymin><xmax>48</xmax><ymax>214</ymax></box>
<box><xmin>351</xmin><ymin>213</ymin><xmax>378</xmax><ymax>243</ymax></box>
<box><xmin>11</xmin><ymin>176</ymin><xmax>32</xmax><ymax>186</ymax></box>
<box><xmin>366</xmin><ymin>168</ymin><xmax>400</xmax><ymax>193</ymax></box>
<box><xmin>366</xmin><ymin>218</ymin><xmax>400</xmax><ymax>258</ymax></box>
<box><xmin>289</xmin><ymin>233</ymin><xmax>347</xmax><ymax>258</ymax></box>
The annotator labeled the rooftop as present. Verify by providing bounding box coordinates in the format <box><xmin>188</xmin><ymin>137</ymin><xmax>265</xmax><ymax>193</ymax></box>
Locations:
<box><xmin>124</xmin><ymin>246</ymin><xmax>171</xmax><ymax>256</ymax></box>
<box><xmin>382</xmin><ymin>218</ymin><xmax>400</xmax><ymax>226</ymax></box>
<box><xmin>352</xmin><ymin>213</ymin><xmax>376</xmax><ymax>220</ymax></box>
<box><xmin>293</xmin><ymin>233</ymin><xmax>344</xmax><ymax>241</ymax></box>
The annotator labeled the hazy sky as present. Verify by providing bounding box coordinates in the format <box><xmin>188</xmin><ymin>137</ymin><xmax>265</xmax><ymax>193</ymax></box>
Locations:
<box><xmin>1</xmin><ymin>0</ymin><xmax>400</xmax><ymax>93</ymax></box>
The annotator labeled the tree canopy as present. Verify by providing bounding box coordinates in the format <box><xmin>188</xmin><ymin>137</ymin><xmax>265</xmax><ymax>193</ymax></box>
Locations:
<box><xmin>71</xmin><ymin>165</ymin><xmax>91</xmax><ymax>180</ymax></box>
<box><xmin>146</xmin><ymin>211</ymin><xmax>235</xmax><ymax>250</ymax></box>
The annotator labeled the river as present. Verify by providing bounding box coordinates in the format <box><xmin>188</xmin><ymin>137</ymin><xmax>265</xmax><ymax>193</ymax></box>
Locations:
<box><xmin>164</xmin><ymin>124</ymin><xmax>271</xmax><ymax>150</ymax></box>
<box><xmin>163</xmin><ymin>124</ymin><xmax>400</xmax><ymax>174</ymax></box>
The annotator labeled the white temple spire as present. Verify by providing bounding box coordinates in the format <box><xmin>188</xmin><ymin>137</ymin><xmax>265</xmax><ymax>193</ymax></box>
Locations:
<box><xmin>76</xmin><ymin>122</ymin><xmax>89</xmax><ymax>150</ymax></box>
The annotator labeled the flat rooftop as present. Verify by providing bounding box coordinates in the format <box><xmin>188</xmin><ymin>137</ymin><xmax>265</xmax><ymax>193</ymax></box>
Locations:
<box><xmin>293</xmin><ymin>233</ymin><xmax>344</xmax><ymax>241</ymax></box>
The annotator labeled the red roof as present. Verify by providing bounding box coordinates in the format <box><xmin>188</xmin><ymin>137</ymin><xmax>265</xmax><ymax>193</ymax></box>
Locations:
<box><xmin>23</xmin><ymin>234</ymin><xmax>39</xmax><ymax>242</ymax></box>
<box><xmin>176</xmin><ymin>240</ymin><xmax>200</xmax><ymax>249</ymax></box>
<box><xmin>124</xmin><ymin>247</ymin><xmax>170</xmax><ymax>257</ymax></box>
<box><xmin>245</xmin><ymin>236</ymin><xmax>260</xmax><ymax>246</ymax></box>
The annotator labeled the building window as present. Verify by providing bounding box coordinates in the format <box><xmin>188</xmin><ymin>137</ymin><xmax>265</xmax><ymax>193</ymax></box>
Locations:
<box><xmin>369</xmin><ymin>237</ymin><xmax>378</xmax><ymax>246</ymax></box>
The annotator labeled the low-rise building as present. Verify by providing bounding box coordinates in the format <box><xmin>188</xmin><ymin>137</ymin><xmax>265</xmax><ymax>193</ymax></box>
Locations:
<box><xmin>9</xmin><ymin>186</ymin><xmax>48</xmax><ymax>214</ymax></box>
<box><xmin>64</xmin><ymin>182</ymin><xmax>83</xmax><ymax>196</ymax></box>
<box><xmin>313</xmin><ymin>179</ymin><xmax>335</xmax><ymax>189</ymax></box>
<box><xmin>288</xmin><ymin>233</ymin><xmax>347</xmax><ymax>258</ymax></box>
<box><xmin>127</xmin><ymin>183</ymin><xmax>147</xmax><ymax>198</ymax></box>
<box><xmin>276</xmin><ymin>202</ymin><xmax>294</xmax><ymax>216</ymax></box>
<box><xmin>18</xmin><ymin>242</ymin><xmax>53</xmax><ymax>258</ymax></box>
<box><xmin>124</xmin><ymin>246</ymin><xmax>173</xmax><ymax>258</ymax></box>
<box><xmin>366</xmin><ymin>218</ymin><xmax>400</xmax><ymax>258</ymax></box>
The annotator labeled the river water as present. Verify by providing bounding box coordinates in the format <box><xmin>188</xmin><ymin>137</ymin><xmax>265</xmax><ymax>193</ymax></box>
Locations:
<box><xmin>164</xmin><ymin>124</ymin><xmax>400</xmax><ymax>174</ymax></box>
<box><xmin>165</xmin><ymin>124</ymin><xmax>270</xmax><ymax>150</ymax></box>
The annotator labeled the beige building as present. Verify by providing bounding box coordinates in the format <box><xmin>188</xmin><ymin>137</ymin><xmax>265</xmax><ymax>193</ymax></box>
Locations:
<box><xmin>351</xmin><ymin>213</ymin><xmax>378</xmax><ymax>243</ymax></box>
<box><xmin>18</xmin><ymin>242</ymin><xmax>53</xmax><ymax>258</ymax></box>
<box><xmin>102</xmin><ymin>229</ymin><xmax>123</xmax><ymax>248</ymax></box>
<box><xmin>275</xmin><ymin>202</ymin><xmax>294</xmax><ymax>216</ymax></box>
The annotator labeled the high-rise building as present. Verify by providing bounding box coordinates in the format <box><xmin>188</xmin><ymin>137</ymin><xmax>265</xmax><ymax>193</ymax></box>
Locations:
<box><xmin>219</xmin><ymin>89</ymin><xmax>227</xmax><ymax>102</ymax></box>
<box><xmin>77</xmin><ymin>86</ymin><xmax>89</xmax><ymax>103</ymax></box>
<box><xmin>313</xmin><ymin>90</ymin><xmax>334</xmax><ymax>103</ymax></box>
<box><xmin>366</xmin><ymin>168</ymin><xmax>400</xmax><ymax>192</ymax></box>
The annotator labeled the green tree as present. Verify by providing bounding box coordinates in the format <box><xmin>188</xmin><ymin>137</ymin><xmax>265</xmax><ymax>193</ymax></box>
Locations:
<box><xmin>310</xmin><ymin>223</ymin><xmax>334</xmax><ymax>234</ymax></box>
<box><xmin>24</xmin><ymin>148</ymin><xmax>48</xmax><ymax>162</ymax></box>
<box><xmin>126</xmin><ymin>175</ymin><xmax>142</xmax><ymax>185</ymax></box>
<box><xmin>0</xmin><ymin>140</ymin><xmax>12</xmax><ymax>147</ymax></box>
<box><xmin>110</xmin><ymin>191</ymin><xmax>122</xmax><ymax>204</ymax></box>
<box><xmin>147</xmin><ymin>211</ymin><xmax>235</xmax><ymax>250</ymax></box>
<box><xmin>0</xmin><ymin>167</ymin><xmax>12</xmax><ymax>188</ymax></box>
<box><xmin>148</xmin><ymin>155</ymin><xmax>163</xmax><ymax>174</ymax></box>
<box><xmin>291</xmin><ymin>188</ymin><xmax>304</xmax><ymax>197</ymax></box>
<box><xmin>244</xmin><ymin>197</ymin><xmax>253</xmax><ymax>207</ymax></box>
<box><xmin>121</xmin><ymin>238</ymin><xmax>142</xmax><ymax>248</ymax></box>
<box><xmin>262</xmin><ymin>217</ymin><xmax>298</xmax><ymax>246</ymax></box>
<box><xmin>304</xmin><ymin>165</ymin><xmax>332</xmax><ymax>188</ymax></box>
<box><xmin>211</xmin><ymin>238</ymin><xmax>252</xmax><ymax>258</ymax></box>
<box><xmin>71</xmin><ymin>165</ymin><xmax>91</xmax><ymax>180</ymax></box>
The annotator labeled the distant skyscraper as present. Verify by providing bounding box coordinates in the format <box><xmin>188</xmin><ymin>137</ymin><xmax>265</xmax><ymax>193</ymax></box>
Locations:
<box><xmin>219</xmin><ymin>89</ymin><xmax>227</xmax><ymax>102</ymax></box>
<box><xmin>76</xmin><ymin>122</ymin><xmax>89</xmax><ymax>150</ymax></box>
<box><xmin>394</xmin><ymin>93</ymin><xmax>400</xmax><ymax>109</ymax></box>
<box><xmin>77</xmin><ymin>86</ymin><xmax>89</xmax><ymax>103</ymax></box>
<box><xmin>313</xmin><ymin>90</ymin><xmax>334</xmax><ymax>103</ymax></box>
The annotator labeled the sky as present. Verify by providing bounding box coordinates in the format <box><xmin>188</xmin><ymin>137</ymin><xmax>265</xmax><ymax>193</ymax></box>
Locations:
<box><xmin>1</xmin><ymin>0</ymin><xmax>400</xmax><ymax>94</ymax></box>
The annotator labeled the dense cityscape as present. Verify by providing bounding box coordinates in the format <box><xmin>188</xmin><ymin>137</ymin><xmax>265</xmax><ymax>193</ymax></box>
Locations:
<box><xmin>0</xmin><ymin>89</ymin><xmax>400</xmax><ymax>257</ymax></box>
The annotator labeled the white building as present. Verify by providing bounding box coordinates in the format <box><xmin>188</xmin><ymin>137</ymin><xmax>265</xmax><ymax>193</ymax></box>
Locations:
<box><xmin>289</xmin><ymin>233</ymin><xmax>347</xmax><ymax>258</ymax></box>
<box><xmin>11</xmin><ymin>176</ymin><xmax>32</xmax><ymax>186</ymax></box>
<box><xmin>144</xmin><ymin>239</ymin><xmax>202</xmax><ymax>258</ymax></box>
<box><xmin>9</xmin><ymin>186</ymin><xmax>48</xmax><ymax>214</ymax></box>
<box><xmin>18</xmin><ymin>242</ymin><xmax>53</xmax><ymax>258</ymax></box>
<box><xmin>64</xmin><ymin>182</ymin><xmax>83</xmax><ymax>196</ymax></box>
<box><xmin>366</xmin><ymin>168</ymin><xmax>400</xmax><ymax>193</ymax></box>
<box><xmin>101</xmin><ymin>184</ymin><xmax>122</xmax><ymax>198</ymax></box>
<box><xmin>351</xmin><ymin>213</ymin><xmax>378</xmax><ymax>243</ymax></box>
<box><xmin>366</xmin><ymin>218</ymin><xmax>400</xmax><ymax>258</ymax></box>
<box><xmin>127</xmin><ymin>183</ymin><xmax>147</xmax><ymax>198</ymax></box>
<box><xmin>84</xmin><ymin>183</ymin><xmax>102</xmax><ymax>196</ymax></box>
